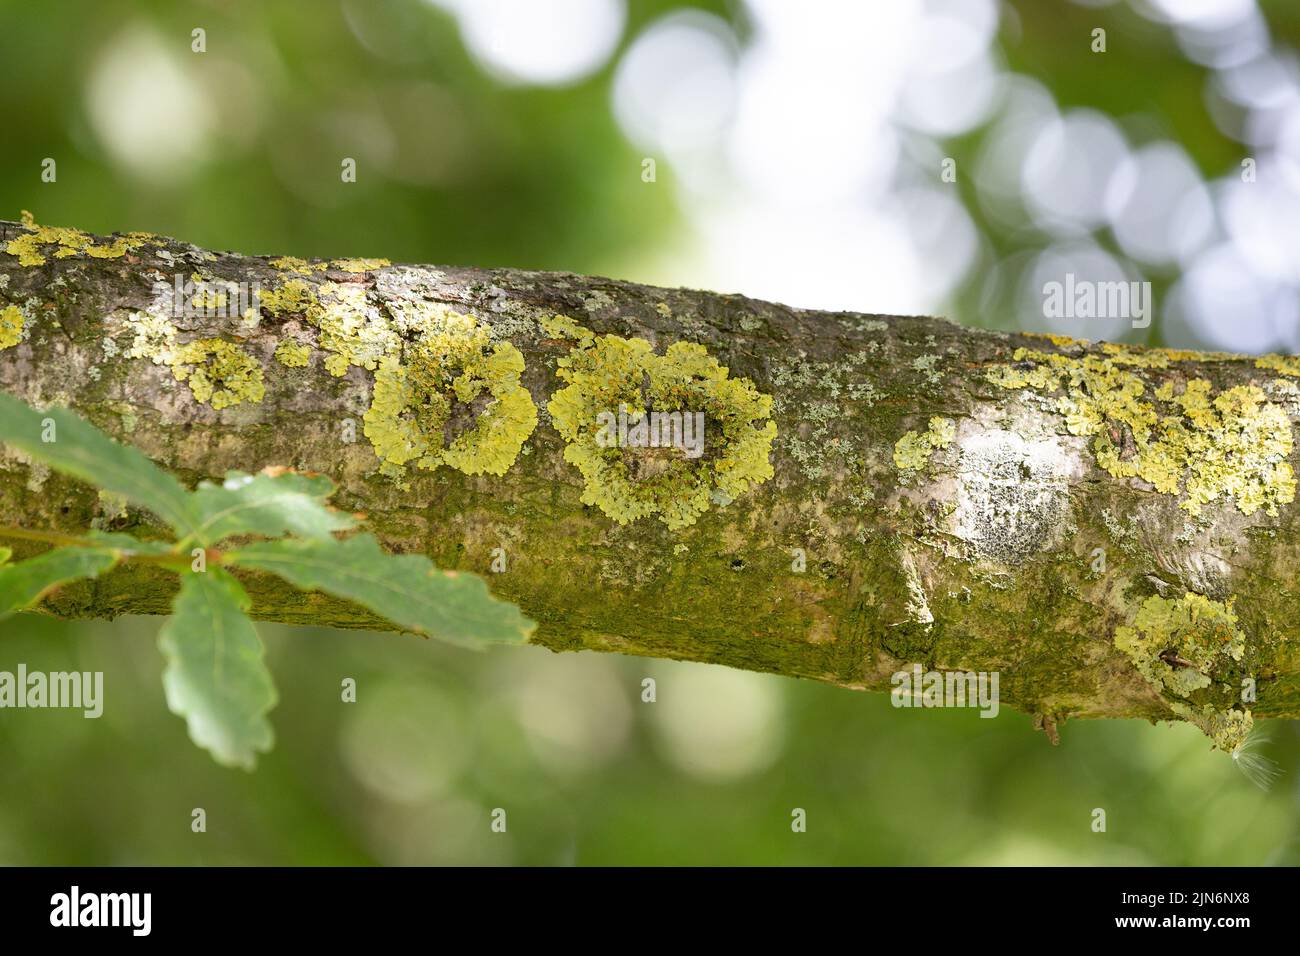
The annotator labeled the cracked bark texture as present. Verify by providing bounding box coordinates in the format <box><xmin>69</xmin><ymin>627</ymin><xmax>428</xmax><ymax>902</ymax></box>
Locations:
<box><xmin>2</xmin><ymin>218</ymin><xmax>1298</xmax><ymax>740</ymax></box>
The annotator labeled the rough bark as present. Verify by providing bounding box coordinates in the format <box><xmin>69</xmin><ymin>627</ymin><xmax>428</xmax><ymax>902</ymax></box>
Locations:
<box><xmin>2</xmin><ymin>217</ymin><xmax>1298</xmax><ymax>745</ymax></box>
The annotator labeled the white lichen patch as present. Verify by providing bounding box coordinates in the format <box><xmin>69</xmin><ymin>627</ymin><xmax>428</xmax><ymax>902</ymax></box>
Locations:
<box><xmin>123</xmin><ymin>310</ymin><xmax>179</xmax><ymax>363</ymax></box>
<box><xmin>950</xmin><ymin>425</ymin><xmax>1080</xmax><ymax>565</ymax></box>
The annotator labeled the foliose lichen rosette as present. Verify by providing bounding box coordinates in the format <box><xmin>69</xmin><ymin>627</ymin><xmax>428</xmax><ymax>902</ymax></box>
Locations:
<box><xmin>546</xmin><ymin>322</ymin><xmax>777</xmax><ymax>529</ymax></box>
<box><xmin>364</xmin><ymin>308</ymin><xmax>537</xmax><ymax>478</ymax></box>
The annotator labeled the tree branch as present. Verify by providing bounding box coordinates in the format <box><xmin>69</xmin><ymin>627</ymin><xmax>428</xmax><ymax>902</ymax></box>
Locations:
<box><xmin>2</xmin><ymin>217</ymin><xmax>1297</xmax><ymax>747</ymax></box>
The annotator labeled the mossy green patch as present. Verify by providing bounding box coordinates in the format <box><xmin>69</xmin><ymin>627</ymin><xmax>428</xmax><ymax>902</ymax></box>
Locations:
<box><xmin>546</xmin><ymin>316</ymin><xmax>777</xmax><ymax>529</ymax></box>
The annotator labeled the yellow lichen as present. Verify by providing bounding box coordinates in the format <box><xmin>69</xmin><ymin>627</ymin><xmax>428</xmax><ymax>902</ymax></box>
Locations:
<box><xmin>4</xmin><ymin>217</ymin><xmax>151</xmax><ymax>267</ymax></box>
<box><xmin>331</xmin><ymin>257</ymin><xmax>390</xmax><ymax>273</ymax></box>
<box><xmin>259</xmin><ymin>279</ymin><xmax>400</xmax><ymax>377</ymax></box>
<box><xmin>310</xmin><ymin>282</ymin><xmax>397</xmax><ymax>376</ymax></box>
<box><xmin>1255</xmin><ymin>353</ymin><xmax>1300</xmax><ymax>377</ymax></box>
<box><xmin>893</xmin><ymin>417</ymin><xmax>956</xmax><ymax>472</ymax></box>
<box><xmin>269</xmin><ymin>256</ymin><xmax>326</xmax><ymax>275</ymax></box>
<box><xmin>274</xmin><ymin>340</ymin><xmax>312</xmax><ymax>368</ymax></box>
<box><xmin>1026</xmin><ymin>332</ymin><xmax>1089</xmax><ymax>347</ymax></box>
<box><xmin>1115</xmin><ymin>592</ymin><xmax>1251</xmax><ymax>752</ymax></box>
<box><xmin>120</xmin><ymin>311</ymin><xmax>263</xmax><ymax>409</ymax></box>
<box><xmin>363</xmin><ymin>307</ymin><xmax>536</xmax><ymax>477</ymax></box>
<box><xmin>257</xmin><ymin>279</ymin><xmax>316</xmax><ymax>316</ymax></box>
<box><xmin>256</xmin><ymin>280</ymin><xmax>538</xmax><ymax>476</ymax></box>
<box><xmin>546</xmin><ymin>321</ymin><xmax>777</xmax><ymax>529</ymax></box>
<box><xmin>541</xmin><ymin>313</ymin><xmax>594</xmax><ymax>347</ymax></box>
<box><xmin>0</xmin><ymin>304</ymin><xmax>23</xmax><ymax>350</ymax></box>
<box><xmin>190</xmin><ymin>285</ymin><xmax>226</xmax><ymax>312</ymax></box>
<box><xmin>989</xmin><ymin>346</ymin><xmax>1296</xmax><ymax>517</ymax></box>
<box><xmin>1158</xmin><ymin>347</ymin><xmax>1243</xmax><ymax>362</ymax></box>
<box><xmin>170</xmin><ymin>339</ymin><xmax>266</xmax><ymax>410</ymax></box>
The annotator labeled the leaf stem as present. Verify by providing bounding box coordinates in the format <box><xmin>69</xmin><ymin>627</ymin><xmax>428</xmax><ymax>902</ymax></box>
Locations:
<box><xmin>0</xmin><ymin>524</ymin><xmax>211</xmax><ymax>570</ymax></box>
<box><xmin>0</xmin><ymin>525</ymin><xmax>99</xmax><ymax>548</ymax></box>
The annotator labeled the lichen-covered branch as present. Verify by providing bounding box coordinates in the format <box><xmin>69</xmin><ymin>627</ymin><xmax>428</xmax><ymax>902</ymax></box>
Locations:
<box><xmin>3</xmin><ymin>215</ymin><xmax>1299</xmax><ymax>750</ymax></box>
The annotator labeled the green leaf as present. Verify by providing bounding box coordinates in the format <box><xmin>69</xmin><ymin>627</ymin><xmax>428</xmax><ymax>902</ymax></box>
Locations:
<box><xmin>158</xmin><ymin>569</ymin><xmax>276</xmax><ymax>770</ymax></box>
<box><xmin>182</xmin><ymin>470</ymin><xmax>355</xmax><ymax>546</ymax></box>
<box><xmin>0</xmin><ymin>546</ymin><xmax>121</xmax><ymax>616</ymax></box>
<box><xmin>0</xmin><ymin>392</ymin><xmax>199</xmax><ymax>539</ymax></box>
<box><xmin>227</xmin><ymin>534</ymin><xmax>536</xmax><ymax>647</ymax></box>
<box><xmin>81</xmin><ymin>531</ymin><xmax>177</xmax><ymax>556</ymax></box>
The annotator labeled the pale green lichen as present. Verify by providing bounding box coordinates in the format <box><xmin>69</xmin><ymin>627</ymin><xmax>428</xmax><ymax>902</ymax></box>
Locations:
<box><xmin>893</xmin><ymin>417</ymin><xmax>955</xmax><ymax>472</ymax></box>
<box><xmin>96</xmin><ymin>490</ymin><xmax>129</xmax><ymax>522</ymax></box>
<box><xmin>4</xmin><ymin>214</ymin><xmax>152</xmax><ymax>267</ymax></box>
<box><xmin>274</xmin><ymin>340</ymin><xmax>312</xmax><ymax>368</ymax></box>
<box><xmin>1169</xmin><ymin>701</ymin><xmax>1253</xmax><ymax>753</ymax></box>
<box><xmin>768</xmin><ymin>350</ymin><xmax>876</xmax><ymax>482</ymax></box>
<box><xmin>1114</xmin><ymin>592</ymin><xmax>1244</xmax><ymax>697</ymax></box>
<box><xmin>546</xmin><ymin>317</ymin><xmax>777</xmax><ymax>529</ymax></box>
<box><xmin>1114</xmin><ymin>592</ymin><xmax>1252</xmax><ymax>752</ymax></box>
<box><xmin>169</xmin><ymin>338</ymin><xmax>266</xmax><ymax>409</ymax></box>
<box><xmin>989</xmin><ymin>346</ymin><xmax>1296</xmax><ymax>517</ymax></box>
<box><xmin>911</xmin><ymin>354</ymin><xmax>942</xmax><ymax>385</ymax></box>
<box><xmin>363</xmin><ymin>308</ymin><xmax>536</xmax><ymax>477</ymax></box>
<box><xmin>0</xmin><ymin>304</ymin><xmax>23</xmax><ymax>350</ymax></box>
<box><xmin>123</xmin><ymin>310</ymin><xmax>179</xmax><ymax>363</ymax></box>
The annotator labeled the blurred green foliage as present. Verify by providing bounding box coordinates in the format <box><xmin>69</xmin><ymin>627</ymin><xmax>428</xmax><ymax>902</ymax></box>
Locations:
<box><xmin>1</xmin><ymin>0</ymin><xmax>1298</xmax><ymax>865</ymax></box>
